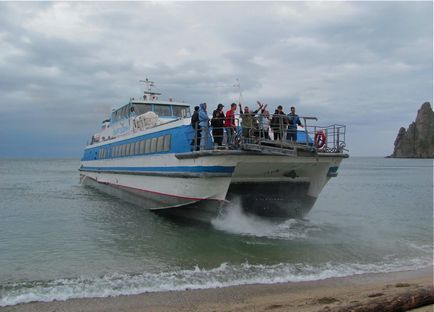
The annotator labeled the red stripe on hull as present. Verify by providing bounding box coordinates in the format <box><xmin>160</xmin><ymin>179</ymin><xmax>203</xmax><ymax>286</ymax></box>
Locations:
<box><xmin>83</xmin><ymin>175</ymin><xmax>220</xmax><ymax>202</ymax></box>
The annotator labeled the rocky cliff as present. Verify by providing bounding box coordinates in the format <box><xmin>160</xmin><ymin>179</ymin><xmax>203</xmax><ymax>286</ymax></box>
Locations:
<box><xmin>390</xmin><ymin>102</ymin><xmax>434</xmax><ymax>158</ymax></box>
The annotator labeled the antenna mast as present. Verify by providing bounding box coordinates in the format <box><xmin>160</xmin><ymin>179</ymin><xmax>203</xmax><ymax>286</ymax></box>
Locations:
<box><xmin>233</xmin><ymin>78</ymin><xmax>243</xmax><ymax>104</ymax></box>
<box><xmin>139</xmin><ymin>78</ymin><xmax>155</xmax><ymax>93</ymax></box>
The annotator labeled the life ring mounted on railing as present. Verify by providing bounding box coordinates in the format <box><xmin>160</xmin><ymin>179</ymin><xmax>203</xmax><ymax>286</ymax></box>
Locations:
<box><xmin>314</xmin><ymin>130</ymin><xmax>327</xmax><ymax>149</ymax></box>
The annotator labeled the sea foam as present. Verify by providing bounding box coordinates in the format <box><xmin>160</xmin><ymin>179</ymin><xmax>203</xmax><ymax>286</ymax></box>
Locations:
<box><xmin>211</xmin><ymin>198</ymin><xmax>319</xmax><ymax>239</ymax></box>
<box><xmin>0</xmin><ymin>257</ymin><xmax>430</xmax><ymax>307</ymax></box>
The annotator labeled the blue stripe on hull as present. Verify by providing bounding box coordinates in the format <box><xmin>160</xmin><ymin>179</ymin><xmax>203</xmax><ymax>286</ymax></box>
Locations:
<box><xmin>80</xmin><ymin>165</ymin><xmax>235</xmax><ymax>173</ymax></box>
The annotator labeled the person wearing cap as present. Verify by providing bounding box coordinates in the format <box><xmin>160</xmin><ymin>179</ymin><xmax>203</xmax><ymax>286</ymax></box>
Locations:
<box><xmin>211</xmin><ymin>103</ymin><xmax>225</xmax><ymax>146</ymax></box>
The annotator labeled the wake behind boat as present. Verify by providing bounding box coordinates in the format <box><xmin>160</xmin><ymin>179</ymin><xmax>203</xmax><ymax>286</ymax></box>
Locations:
<box><xmin>79</xmin><ymin>80</ymin><xmax>348</xmax><ymax>221</ymax></box>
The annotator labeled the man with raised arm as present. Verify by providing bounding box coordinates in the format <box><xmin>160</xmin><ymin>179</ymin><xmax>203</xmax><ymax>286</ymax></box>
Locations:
<box><xmin>239</xmin><ymin>102</ymin><xmax>264</xmax><ymax>140</ymax></box>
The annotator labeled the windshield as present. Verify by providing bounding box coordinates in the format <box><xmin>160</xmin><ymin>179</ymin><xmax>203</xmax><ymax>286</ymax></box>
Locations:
<box><xmin>132</xmin><ymin>103</ymin><xmax>152</xmax><ymax>115</ymax></box>
<box><xmin>154</xmin><ymin>104</ymin><xmax>172</xmax><ymax>116</ymax></box>
<box><xmin>172</xmin><ymin>105</ymin><xmax>190</xmax><ymax>118</ymax></box>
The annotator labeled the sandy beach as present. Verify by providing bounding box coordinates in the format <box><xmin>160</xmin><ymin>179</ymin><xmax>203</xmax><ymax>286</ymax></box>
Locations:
<box><xmin>2</xmin><ymin>266</ymin><xmax>432</xmax><ymax>312</ymax></box>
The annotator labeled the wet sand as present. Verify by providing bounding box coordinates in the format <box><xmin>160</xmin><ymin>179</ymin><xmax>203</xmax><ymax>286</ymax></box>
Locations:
<box><xmin>2</xmin><ymin>266</ymin><xmax>433</xmax><ymax>312</ymax></box>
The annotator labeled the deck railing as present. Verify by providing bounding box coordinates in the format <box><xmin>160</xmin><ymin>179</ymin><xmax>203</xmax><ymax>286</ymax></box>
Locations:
<box><xmin>191</xmin><ymin>114</ymin><xmax>347</xmax><ymax>154</ymax></box>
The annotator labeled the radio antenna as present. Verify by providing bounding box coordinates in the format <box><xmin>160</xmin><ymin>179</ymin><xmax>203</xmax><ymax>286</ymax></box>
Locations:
<box><xmin>233</xmin><ymin>78</ymin><xmax>243</xmax><ymax>104</ymax></box>
<box><xmin>139</xmin><ymin>78</ymin><xmax>155</xmax><ymax>93</ymax></box>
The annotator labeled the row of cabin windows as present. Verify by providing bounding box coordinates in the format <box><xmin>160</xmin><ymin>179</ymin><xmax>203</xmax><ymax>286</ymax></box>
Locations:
<box><xmin>112</xmin><ymin>103</ymin><xmax>190</xmax><ymax>122</ymax></box>
<box><xmin>97</xmin><ymin>134</ymin><xmax>171</xmax><ymax>159</ymax></box>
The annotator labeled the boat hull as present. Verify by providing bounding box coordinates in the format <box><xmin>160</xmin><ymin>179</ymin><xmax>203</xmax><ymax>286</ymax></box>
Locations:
<box><xmin>80</xmin><ymin>151</ymin><xmax>345</xmax><ymax>221</ymax></box>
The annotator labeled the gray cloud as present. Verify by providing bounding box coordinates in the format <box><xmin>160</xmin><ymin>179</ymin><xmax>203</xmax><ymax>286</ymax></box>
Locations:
<box><xmin>0</xmin><ymin>1</ymin><xmax>432</xmax><ymax>157</ymax></box>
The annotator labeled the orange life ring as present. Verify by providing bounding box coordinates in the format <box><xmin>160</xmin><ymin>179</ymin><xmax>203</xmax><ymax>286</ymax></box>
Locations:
<box><xmin>314</xmin><ymin>130</ymin><xmax>327</xmax><ymax>149</ymax></box>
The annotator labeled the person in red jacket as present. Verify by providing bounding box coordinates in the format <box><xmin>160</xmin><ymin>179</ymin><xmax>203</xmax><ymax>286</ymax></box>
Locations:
<box><xmin>225</xmin><ymin>103</ymin><xmax>237</xmax><ymax>146</ymax></box>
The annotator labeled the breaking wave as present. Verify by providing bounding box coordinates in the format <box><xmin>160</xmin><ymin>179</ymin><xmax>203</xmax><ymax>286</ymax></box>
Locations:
<box><xmin>0</xmin><ymin>258</ymin><xmax>430</xmax><ymax>307</ymax></box>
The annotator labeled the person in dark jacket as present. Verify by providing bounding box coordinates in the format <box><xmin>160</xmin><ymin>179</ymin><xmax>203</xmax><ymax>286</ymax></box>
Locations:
<box><xmin>287</xmin><ymin>106</ymin><xmax>303</xmax><ymax>142</ymax></box>
<box><xmin>190</xmin><ymin>106</ymin><xmax>200</xmax><ymax>150</ymax></box>
<box><xmin>270</xmin><ymin>105</ymin><xmax>288</xmax><ymax>141</ymax></box>
<box><xmin>211</xmin><ymin>103</ymin><xmax>225</xmax><ymax>146</ymax></box>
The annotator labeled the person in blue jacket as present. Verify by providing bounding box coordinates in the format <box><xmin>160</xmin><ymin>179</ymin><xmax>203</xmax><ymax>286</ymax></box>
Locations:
<box><xmin>199</xmin><ymin>103</ymin><xmax>211</xmax><ymax>149</ymax></box>
<box><xmin>287</xmin><ymin>106</ymin><xmax>303</xmax><ymax>142</ymax></box>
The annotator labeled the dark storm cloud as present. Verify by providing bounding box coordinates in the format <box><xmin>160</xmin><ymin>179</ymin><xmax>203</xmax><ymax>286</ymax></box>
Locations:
<box><xmin>0</xmin><ymin>1</ymin><xmax>432</xmax><ymax>157</ymax></box>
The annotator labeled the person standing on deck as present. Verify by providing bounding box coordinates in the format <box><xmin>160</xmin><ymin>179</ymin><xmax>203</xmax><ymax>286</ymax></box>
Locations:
<box><xmin>287</xmin><ymin>106</ymin><xmax>303</xmax><ymax>142</ymax></box>
<box><xmin>224</xmin><ymin>103</ymin><xmax>238</xmax><ymax>146</ymax></box>
<box><xmin>256</xmin><ymin>101</ymin><xmax>270</xmax><ymax>139</ymax></box>
<box><xmin>211</xmin><ymin>104</ymin><xmax>225</xmax><ymax>146</ymax></box>
<box><xmin>239</xmin><ymin>102</ymin><xmax>264</xmax><ymax>140</ymax></box>
<box><xmin>270</xmin><ymin>105</ymin><xmax>288</xmax><ymax>141</ymax></box>
<box><xmin>199</xmin><ymin>103</ymin><xmax>211</xmax><ymax>149</ymax></box>
<box><xmin>190</xmin><ymin>106</ymin><xmax>200</xmax><ymax>151</ymax></box>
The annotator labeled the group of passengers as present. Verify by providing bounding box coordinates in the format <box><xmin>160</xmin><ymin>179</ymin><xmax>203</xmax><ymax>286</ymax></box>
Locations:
<box><xmin>190</xmin><ymin>102</ymin><xmax>303</xmax><ymax>150</ymax></box>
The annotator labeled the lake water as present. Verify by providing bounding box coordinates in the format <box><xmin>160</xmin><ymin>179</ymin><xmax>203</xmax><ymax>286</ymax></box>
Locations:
<box><xmin>0</xmin><ymin>157</ymin><xmax>432</xmax><ymax>306</ymax></box>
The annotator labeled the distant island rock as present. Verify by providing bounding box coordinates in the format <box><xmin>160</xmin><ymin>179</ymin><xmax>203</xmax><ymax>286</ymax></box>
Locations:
<box><xmin>390</xmin><ymin>102</ymin><xmax>434</xmax><ymax>158</ymax></box>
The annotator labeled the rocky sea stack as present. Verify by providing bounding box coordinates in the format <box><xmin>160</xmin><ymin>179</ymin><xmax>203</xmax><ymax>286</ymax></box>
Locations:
<box><xmin>390</xmin><ymin>102</ymin><xmax>434</xmax><ymax>158</ymax></box>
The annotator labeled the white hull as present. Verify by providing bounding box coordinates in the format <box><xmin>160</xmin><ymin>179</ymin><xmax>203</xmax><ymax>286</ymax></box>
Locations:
<box><xmin>80</xmin><ymin>150</ymin><xmax>345</xmax><ymax>219</ymax></box>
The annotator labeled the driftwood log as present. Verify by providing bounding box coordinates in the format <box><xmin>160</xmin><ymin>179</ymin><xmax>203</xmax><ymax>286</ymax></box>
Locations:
<box><xmin>318</xmin><ymin>286</ymin><xmax>434</xmax><ymax>312</ymax></box>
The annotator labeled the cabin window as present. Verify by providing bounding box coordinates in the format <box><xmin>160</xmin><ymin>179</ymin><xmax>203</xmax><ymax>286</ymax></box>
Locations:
<box><xmin>157</xmin><ymin>137</ymin><xmax>164</xmax><ymax>152</ymax></box>
<box><xmin>145</xmin><ymin>139</ymin><xmax>151</xmax><ymax>153</ymax></box>
<box><xmin>134</xmin><ymin>141</ymin><xmax>140</xmax><ymax>155</ymax></box>
<box><xmin>139</xmin><ymin>140</ymin><xmax>145</xmax><ymax>154</ymax></box>
<box><xmin>112</xmin><ymin>111</ymin><xmax>119</xmax><ymax>122</ymax></box>
<box><xmin>120</xmin><ymin>145</ymin><xmax>125</xmax><ymax>156</ymax></box>
<box><xmin>172</xmin><ymin>106</ymin><xmax>190</xmax><ymax>118</ymax></box>
<box><xmin>127</xmin><ymin>143</ymin><xmax>132</xmax><ymax>156</ymax></box>
<box><xmin>150</xmin><ymin>137</ymin><xmax>157</xmax><ymax>153</ymax></box>
<box><xmin>115</xmin><ymin>146</ymin><xmax>119</xmax><ymax>157</ymax></box>
<box><xmin>133</xmin><ymin>104</ymin><xmax>152</xmax><ymax>116</ymax></box>
<box><xmin>121</xmin><ymin>106</ymin><xmax>128</xmax><ymax>118</ymax></box>
<box><xmin>153</xmin><ymin>104</ymin><xmax>171</xmax><ymax>117</ymax></box>
<box><xmin>163</xmin><ymin>134</ymin><xmax>171</xmax><ymax>151</ymax></box>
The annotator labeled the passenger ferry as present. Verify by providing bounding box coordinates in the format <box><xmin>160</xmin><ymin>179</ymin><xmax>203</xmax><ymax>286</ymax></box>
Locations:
<box><xmin>79</xmin><ymin>79</ymin><xmax>348</xmax><ymax>221</ymax></box>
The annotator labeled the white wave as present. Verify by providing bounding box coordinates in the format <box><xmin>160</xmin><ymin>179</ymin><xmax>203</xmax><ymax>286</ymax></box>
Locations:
<box><xmin>211</xmin><ymin>199</ymin><xmax>319</xmax><ymax>239</ymax></box>
<box><xmin>0</xmin><ymin>257</ymin><xmax>430</xmax><ymax>307</ymax></box>
<box><xmin>404</xmin><ymin>241</ymin><xmax>433</xmax><ymax>254</ymax></box>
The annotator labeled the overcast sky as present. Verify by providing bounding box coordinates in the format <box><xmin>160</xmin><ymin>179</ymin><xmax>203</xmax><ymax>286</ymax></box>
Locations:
<box><xmin>0</xmin><ymin>1</ymin><xmax>432</xmax><ymax>157</ymax></box>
